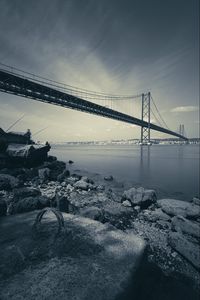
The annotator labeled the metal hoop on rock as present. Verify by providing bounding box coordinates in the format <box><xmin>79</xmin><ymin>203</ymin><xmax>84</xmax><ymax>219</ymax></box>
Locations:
<box><xmin>33</xmin><ymin>208</ymin><xmax>65</xmax><ymax>236</ymax></box>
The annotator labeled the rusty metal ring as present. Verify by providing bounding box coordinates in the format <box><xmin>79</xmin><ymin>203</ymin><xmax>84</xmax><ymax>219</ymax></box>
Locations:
<box><xmin>33</xmin><ymin>208</ymin><xmax>65</xmax><ymax>236</ymax></box>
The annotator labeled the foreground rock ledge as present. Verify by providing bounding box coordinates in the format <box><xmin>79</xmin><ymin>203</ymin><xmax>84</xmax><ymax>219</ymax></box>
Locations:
<box><xmin>0</xmin><ymin>211</ymin><xmax>146</xmax><ymax>300</ymax></box>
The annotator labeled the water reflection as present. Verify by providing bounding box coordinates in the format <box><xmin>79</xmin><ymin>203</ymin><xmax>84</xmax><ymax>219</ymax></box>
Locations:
<box><xmin>51</xmin><ymin>144</ymin><xmax>199</xmax><ymax>199</ymax></box>
<box><xmin>177</xmin><ymin>144</ymin><xmax>184</xmax><ymax>160</ymax></box>
<box><xmin>139</xmin><ymin>146</ymin><xmax>151</xmax><ymax>183</ymax></box>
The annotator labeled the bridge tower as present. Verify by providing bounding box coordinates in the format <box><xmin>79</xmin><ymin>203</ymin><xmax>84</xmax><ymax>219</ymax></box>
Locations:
<box><xmin>140</xmin><ymin>92</ymin><xmax>151</xmax><ymax>145</ymax></box>
<box><xmin>179</xmin><ymin>124</ymin><xmax>185</xmax><ymax>136</ymax></box>
<box><xmin>179</xmin><ymin>124</ymin><xmax>187</xmax><ymax>144</ymax></box>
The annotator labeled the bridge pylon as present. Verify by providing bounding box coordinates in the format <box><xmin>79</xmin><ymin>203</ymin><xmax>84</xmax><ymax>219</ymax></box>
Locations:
<box><xmin>179</xmin><ymin>124</ymin><xmax>188</xmax><ymax>144</ymax></box>
<box><xmin>179</xmin><ymin>124</ymin><xmax>185</xmax><ymax>136</ymax></box>
<box><xmin>140</xmin><ymin>92</ymin><xmax>151</xmax><ymax>145</ymax></box>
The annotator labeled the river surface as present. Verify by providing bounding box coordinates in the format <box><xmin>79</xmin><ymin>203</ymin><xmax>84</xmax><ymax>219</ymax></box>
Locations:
<box><xmin>51</xmin><ymin>144</ymin><xmax>199</xmax><ymax>201</ymax></box>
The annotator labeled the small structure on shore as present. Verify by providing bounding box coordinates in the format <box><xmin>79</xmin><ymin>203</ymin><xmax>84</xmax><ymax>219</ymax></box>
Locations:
<box><xmin>0</xmin><ymin>127</ymin><xmax>50</xmax><ymax>167</ymax></box>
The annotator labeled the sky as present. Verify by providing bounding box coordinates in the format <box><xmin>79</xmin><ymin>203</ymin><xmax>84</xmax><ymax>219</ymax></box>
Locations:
<box><xmin>0</xmin><ymin>0</ymin><xmax>199</xmax><ymax>141</ymax></box>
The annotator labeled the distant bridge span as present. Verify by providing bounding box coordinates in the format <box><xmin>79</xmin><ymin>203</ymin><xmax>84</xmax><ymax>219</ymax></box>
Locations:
<box><xmin>0</xmin><ymin>69</ymin><xmax>188</xmax><ymax>141</ymax></box>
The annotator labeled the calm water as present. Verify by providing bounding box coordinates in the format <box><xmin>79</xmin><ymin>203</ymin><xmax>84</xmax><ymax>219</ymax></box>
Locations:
<box><xmin>51</xmin><ymin>144</ymin><xmax>199</xmax><ymax>201</ymax></box>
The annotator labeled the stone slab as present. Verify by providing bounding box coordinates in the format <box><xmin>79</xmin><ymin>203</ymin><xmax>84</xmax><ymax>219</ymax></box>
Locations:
<box><xmin>157</xmin><ymin>199</ymin><xmax>200</xmax><ymax>219</ymax></box>
<box><xmin>0</xmin><ymin>210</ymin><xmax>146</xmax><ymax>300</ymax></box>
<box><xmin>169</xmin><ymin>232</ymin><xmax>200</xmax><ymax>270</ymax></box>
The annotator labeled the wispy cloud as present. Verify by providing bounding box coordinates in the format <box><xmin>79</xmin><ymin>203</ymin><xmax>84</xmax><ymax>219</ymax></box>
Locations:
<box><xmin>171</xmin><ymin>106</ymin><xmax>199</xmax><ymax>113</ymax></box>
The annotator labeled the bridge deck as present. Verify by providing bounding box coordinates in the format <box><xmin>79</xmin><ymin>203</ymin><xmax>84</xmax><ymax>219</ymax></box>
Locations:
<box><xmin>0</xmin><ymin>69</ymin><xmax>187</xmax><ymax>140</ymax></box>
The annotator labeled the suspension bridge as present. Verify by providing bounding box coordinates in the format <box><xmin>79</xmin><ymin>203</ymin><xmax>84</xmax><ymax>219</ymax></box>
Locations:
<box><xmin>0</xmin><ymin>63</ymin><xmax>188</xmax><ymax>143</ymax></box>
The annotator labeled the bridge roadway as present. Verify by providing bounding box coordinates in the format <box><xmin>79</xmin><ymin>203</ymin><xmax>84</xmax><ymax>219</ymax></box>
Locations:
<box><xmin>0</xmin><ymin>69</ymin><xmax>188</xmax><ymax>140</ymax></box>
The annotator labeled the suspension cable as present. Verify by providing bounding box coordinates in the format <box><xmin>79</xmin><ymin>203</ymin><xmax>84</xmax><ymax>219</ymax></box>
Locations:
<box><xmin>150</xmin><ymin>107</ymin><xmax>163</xmax><ymax>127</ymax></box>
<box><xmin>0</xmin><ymin>62</ymin><xmax>142</xmax><ymax>100</ymax></box>
<box><xmin>150</xmin><ymin>95</ymin><xmax>170</xmax><ymax>130</ymax></box>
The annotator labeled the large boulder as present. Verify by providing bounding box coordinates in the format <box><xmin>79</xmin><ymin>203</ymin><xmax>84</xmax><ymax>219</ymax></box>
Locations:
<box><xmin>37</xmin><ymin>196</ymin><xmax>50</xmax><ymax>207</ymax></box>
<box><xmin>0</xmin><ymin>167</ymin><xmax>38</xmax><ymax>180</ymax></box>
<box><xmin>42</xmin><ymin>161</ymin><xmax>66</xmax><ymax>181</ymax></box>
<box><xmin>8</xmin><ymin>196</ymin><xmax>50</xmax><ymax>215</ymax></box>
<box><xmin>122</xmin><ymin>187</ymin><xmax>156</xmax><ymax>208</ymax></box>
<box><xmin>0</xmin><ymin>211</ymin><xmax>146</xmax><ymax>300</ymax></box>
<box><xmin>157</xmin><ymin>199</ymin><xmax>200</xmax><ymax>219</ymax></box>
<box><xmin>13</xmin><ymin>187</ymin><xmax>41</xmax><ymax>200</ymax></box>
<box><xmin>20</xmin><ymin>168</ymin><xmax>38</xmax><ymax>181</ymax></box>
<box><xmin>74</xmin><ymin>180</ymin><xmax>89</xmax><ymax>190</ymax></box>
<box><xmin>0</xmin><ymin>199</ymin><xmax>7</xmax><ymax>216</ymax></box>
<box><xmin>0</xmin><ymin>174</ymin><xmax>20</xmax><ymax>191</ymax></box>
<box><xmin>172</xmin><ymin>215</ymin><xmax>200</xmax><ymax>239</ymax></box>
<box><xmin>168</xmin><ymin>232</ymin><xmax>200</xmax><ymax>270</ymax></box>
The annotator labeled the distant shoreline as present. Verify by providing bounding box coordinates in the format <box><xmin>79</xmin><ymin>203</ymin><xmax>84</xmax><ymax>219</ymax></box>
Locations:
<box><xmin>49</xmin><ymin>140</ymin><xmax>199</xmax><ymax>146</ymax></box>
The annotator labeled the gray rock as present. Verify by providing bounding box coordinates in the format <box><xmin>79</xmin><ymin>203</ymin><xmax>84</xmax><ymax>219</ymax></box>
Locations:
<box><xmin>144</xmin><ymin>208</ymin><xmax>171</xmax><ymax>222</ymax></box>
<box><xmin>81</xmin><ymin>176</ymin><xmax>89</xmax><ymax>182</ymax></box>
<box><xmin>96</xmin><ymin>185</ymin><xmax>105</xmax><ymax>191</ymax></box>
<box><xmin>168</xmin><ymin>231</ymin><xmax>200</xmax><ymax>269</ymax></box>
<box><xmin>37</xmin><ymin>196</ymin><xmax>50</xmax><ymax>207</ymax></box>
<box><xmin>0</xmin><ymin>174</ymin><xmax>20</xmax><ymax>190</ymax></box>
<box><xmin>134</xmin><ymin>206</ymin><xmax>141</xmax><ymax>213</ymax></box>
<box><xmin>38</xmin><ymin>168</ymin><xmax>50</xmax><ymax>182</ymax></box>
<box><xmin>104</xmin><ymin>175</ymin><xmax>113</xmax><ymax>181</ymax></box>
<box><xmin>42</xmin><ymin>160</ymin><xmax>66</xmax><ymax>181</ymax></box>
<box><xmin>71</xmin><ymin>174</ymin><xmax>82</xmax><ymax>180</ymax></box>
<box><xmin>42</xmin><ymin>160</ymin><xmax>65</xmax><ymax>171</ymax></box>
<box><xmin>13</xmin><ymin>187</ymin><xmax>41</xmax><ymax>199</ymax></box>
<box><xmin>88</xmin><ymin>183</ymin><xmax>96</xmax><ymax>190</ymax></box>
<box><xmin>157</xmin><ymin>199</ymin><xmax>200</xmax><ymax>219</ymax></box>
<box><xmin>8</xmin><ymin>196</ymin><xmax>50</xmax><ymax>214</ymax></box>
<box><xmin>2</xmin><ymin>168</ymin><xmax>37</xmax><ymax>182</ymax></box>
<box><xmin>0</xmin><ymin>199</ymin><xmax>7</xmax><ymax>216</ymax></box>
<box><xmin>21</xmin><ymin>168</ymin><xmax>38</xmax><ymax>180</ymax></box>
<box><xmin>0</xmin><ymin>211</ymin><xmax>146</xmax><ymax>300</ymax></box>
<box><xmin>122</xmin><ymin>187</ymin><xmax>156</xmax><ymax>208</ymax></box>
<box><xmin>172</xmin><ymin>215</ymin><xmax>200</xmax><ymax>239</ymax></box>
<box><xmin>79</xmin><ymin>206</ymin><xmax>103</xmax><ymax>221</ymax></box>
<box><xmin>47</xmin><ymin>181</ymin><xmax>56</xmax><ymax>186</ymax></box>
<box><xmin>74</xmin><ymin>180</ymin><xmax>89</xmax><ymax>190</ymax></box>
<box><xmin>122</xmin><ymin>200</ymin><xmax>132</xmax><ymax>207</ymax></box>
<box><xmin>40</xmin><ymin>186</ymin><xmax>56</xmax><ymax>200</ymax></box>
<box><xmin>81</xmin><ymin>176</ymin><xmax>94</xmax><ymax>184</ymax></box>
<box><xmin>66</xmin><ymin>184</ymin><xmax>74</xmax><ymax>192</ymax></box>
<box><xmin>66</xmin><ymin>176</ymin><xmax>79</xmax><ymax>185</ymax></box>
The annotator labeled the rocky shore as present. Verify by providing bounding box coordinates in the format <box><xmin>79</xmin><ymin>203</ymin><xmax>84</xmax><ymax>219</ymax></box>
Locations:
<box><xmin>0</xmin><ymin>155</ymin><xmax>200</xmax><ymax>293</ymax></box>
